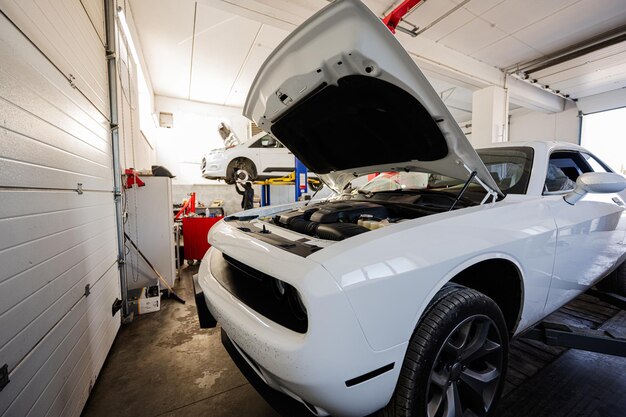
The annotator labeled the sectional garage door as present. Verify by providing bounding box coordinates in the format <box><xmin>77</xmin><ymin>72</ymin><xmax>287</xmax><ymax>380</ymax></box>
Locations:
<box><xmin>0</xmin><ymin>1</ymin><xmax>120</xmax><ymax>416</ymax></box>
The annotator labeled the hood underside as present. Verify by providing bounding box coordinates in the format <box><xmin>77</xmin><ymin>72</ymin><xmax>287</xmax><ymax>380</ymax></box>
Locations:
<box><xmin>243</xmin><ymin>0</ymin><xmax>501</xmax><ymax>196</ymax></box>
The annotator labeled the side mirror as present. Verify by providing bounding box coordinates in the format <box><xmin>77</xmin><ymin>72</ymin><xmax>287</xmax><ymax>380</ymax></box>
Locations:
<box><xmin>564</xmin><ymin>172</ymin><xmax>626</xmax><ymax>205</ymax></box>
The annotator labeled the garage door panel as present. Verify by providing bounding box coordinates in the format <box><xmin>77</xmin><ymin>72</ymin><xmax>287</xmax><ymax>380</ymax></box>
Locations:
<box><xmin>1</xmin><ymin>0</ymin><xmax>109</xmax><ymax>116</ymax></box>
<box><xmin>0</xmin><ymin>233</ymin><xmax>116</xmax><ymax>372</ymax></box>
<box><xmin>0</xmin><ymin>128</ymin><xmax>112</xmax><ymax>189</ymax></box>
<box><xmin>46</xmin><ymin>308</ymin><xmax>118</xmax><ymax>417</ymax></box>
<box><xmin>0</xmin><ymin>189</ymin><xmax>112</xmax><ymax>219</ymax></box>
<box><xmin>0</xmin><ymin>21</ymin><xmax>109</xmax><ymax>150</ymax></box>
<box><xmin>0</xmin><ymin>265</ymin><xmax>120</xmax><ymax>417</ymax></box>
<box><xmin>80</xmin><ymin>0</ymin><xmax>105</xmax><ymax>45</ymax></box>
<box><xmin>0</xmin><ymin>99</ymin><xmax>110</xmax><ymax>168</ymax></box>
<box><xmin>0</xmin><ymin>195</ymin><xmax>113</xmax><ymax>254</ymax></box>
<box><xmin>42</xmin><ymin>298</ymin><xmax>119</xmax><ymax>417</ymax></box>
<box><xmin>0</xmin><ymin>156</ymin><xmax>112</xmax><ymax>191</ymax></box>
<box><xmin>0</xmin><ymin>213</ymin><xmax>115</xmax><ymax>288</ymax></box>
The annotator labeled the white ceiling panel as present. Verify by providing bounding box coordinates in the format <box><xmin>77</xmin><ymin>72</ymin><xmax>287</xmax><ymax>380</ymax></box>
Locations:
<box><xmin>481</xmin><ymin>0</ymin><xmax>576</xmax><ymax>34</ymax></box>
<box><xmin>514</xmin><ymin>0</ymin><xmax>626</xmax><ymax>55</ymax></box>
<box><xmin>189</xmin><ymin>11</ymin><xmax>261</xmax><ymax>104</ymax></box>
<box><xmin>403</xmin><ymin>0</ymin><xmax>458</xmax><ymax>29</ymax></box>
<box><xmin>439</xmin><ymin>15</ymin><xmax>507</xmax><ymax>54</ymax></box>
<box><xmin>419</xmin><ymin>8</ymin><xmax>475</xmax><ymax>42</ymax></box>
<box><xmin>472</xmin><ymin>36</ymin><xmax>539</xmax><ymax>68</ymax></box>
<box><xmin>129</xmin><ymin>0</ymin><xmax>196</xmax><ymax>100</ymax></box>
<box><xmin>223</xmin><ymin>25</ymin><xmax>288</xmax><ymax>106</ymax></box>
<box><xmin>452</xmin><ymin>0</ymin><xmax>505</xmax><ymax>16</ymax></box>
<box><xmin>567</xmin><ymin>78</ymin><xmax>626</xmax><ymax>98</ymax></box>
<box><xmin>531</xmin><ymin>43</ymin><xmax>626</xmax><ymax>80</ymax></box>
<box><xmin>551</xmin><ymin>62</ymin><xmax>626</xmax><ymax>91</ymax></box>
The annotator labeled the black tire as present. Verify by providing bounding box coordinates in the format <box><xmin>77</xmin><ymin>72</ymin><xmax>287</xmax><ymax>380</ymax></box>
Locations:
<box><xmin>381</xmin><ymin>285</ymin><xmax>508</xmax><ymax>417</ymax></box>
<box><xmin>225</xmin><ymin>159</ymin><xmax>257</xmax><ymax>184</ymax></box>
<box><xmin>597</xmin><ymin>261</ymin><xmax>626</xmax><ymax>295</ymax></box>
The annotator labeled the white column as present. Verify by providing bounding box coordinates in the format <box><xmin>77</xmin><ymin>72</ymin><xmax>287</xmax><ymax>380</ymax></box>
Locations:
<box><xmin>471</xmin><ymin>86</ymin><xmax>509</xmax><ymax>148</ymax></box>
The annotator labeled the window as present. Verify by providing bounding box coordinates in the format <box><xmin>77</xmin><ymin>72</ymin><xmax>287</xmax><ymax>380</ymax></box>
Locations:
<box><xmin>477</xmin><ymin>147</ymin><xmax>534</xmax><ymax>194</ymax></box>
<box><xmin>248</xmin><ymin>134</ymin><xmax>282</xmax><ymax>149</ymax></box>
<box><xmin>582</xmin><ymin>153</ymin><xmax>610</xmax><ymax>173</ymax></box>
<box><xmin>544</xmin><ymin>151</ymin><xmax>598</xmax><ymax>193</ymax></box>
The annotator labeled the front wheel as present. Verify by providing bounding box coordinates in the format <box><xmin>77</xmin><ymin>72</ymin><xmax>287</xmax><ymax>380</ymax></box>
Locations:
<box><xmin>382</xmin><ymin>285</ymin><xmax>508</xmax><ymax>417</ymax></box>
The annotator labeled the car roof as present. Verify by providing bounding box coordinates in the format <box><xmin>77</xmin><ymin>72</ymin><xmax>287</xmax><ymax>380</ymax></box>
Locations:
<box><xmin>475</xmin><ymin>140</ymin><xmax>586</xmax><ymax>154</ymax></box>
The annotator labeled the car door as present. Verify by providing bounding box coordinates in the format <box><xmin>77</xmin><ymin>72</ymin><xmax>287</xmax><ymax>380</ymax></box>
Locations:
<box><xmin>544</xmin><ymin>150</ymin><xmax>626</xmax><ymax>313</ymax></box>
<box><xmin>254</xmin><ymin>135</ymin><xmax>294</xmax><ymax>177</ymax></box>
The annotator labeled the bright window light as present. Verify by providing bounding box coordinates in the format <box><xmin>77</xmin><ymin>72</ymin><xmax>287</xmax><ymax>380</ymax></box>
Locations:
<box><xmin>581</xmin><ymin>107</ymin><xmax>626</xmax><ymax>175</ymax></box>
<box><xmin>118</xmin><ymin>7</ymin><xmax>156</xmax><ymax>130</ymax></box>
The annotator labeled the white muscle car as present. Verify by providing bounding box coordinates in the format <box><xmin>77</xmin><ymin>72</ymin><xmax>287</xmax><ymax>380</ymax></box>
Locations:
<box><xmin>194</xmin><ymin>1</ymin><xmax>626</xmax><ymax>416</ymax></box>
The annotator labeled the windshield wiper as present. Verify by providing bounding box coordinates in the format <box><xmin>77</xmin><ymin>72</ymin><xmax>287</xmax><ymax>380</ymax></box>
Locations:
<box><xmin>449</xmin><ymin>171</ymin><xmax>477</xmax><ymax>211</ymax></box>
<box><xmin>357</xmin><ymin>189</ymin><xmax>374</xmax><ymax>198</ymax></box>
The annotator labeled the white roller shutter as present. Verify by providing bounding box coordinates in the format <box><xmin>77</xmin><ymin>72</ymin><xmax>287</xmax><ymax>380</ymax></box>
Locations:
<box><xmin>0</xmin><ymin>1</ymin><xmax>121</xmax><ymax>416</ymax></box>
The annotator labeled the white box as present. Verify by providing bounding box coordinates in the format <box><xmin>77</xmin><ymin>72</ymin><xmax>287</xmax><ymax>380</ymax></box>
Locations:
<box><xmin>128</xmin><ymin>285</ymin><xmax>161</xmax><ymax>315</ymax></box>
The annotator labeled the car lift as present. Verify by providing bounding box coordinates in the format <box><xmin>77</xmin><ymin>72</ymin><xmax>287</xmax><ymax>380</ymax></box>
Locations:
<box><xmin>255</xmin><ymin>158</ymin><xmax>320</xmax><ymax>206</ymax></box>
<box><xmin>522</xmin><ymin>289</ymin><xmax>626</xmax><ymax>357</ymax></box>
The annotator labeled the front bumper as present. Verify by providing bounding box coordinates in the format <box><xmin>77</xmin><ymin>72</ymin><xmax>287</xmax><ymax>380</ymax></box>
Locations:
<box><xmin>197</xmin><ymin>244</ymin><xmax>407</xmax><ymax>417</ymax></box>
<box><xmin>201</xmin><ymin>157</ymin><xmax>227</xmax><ymax>179</ymax></box>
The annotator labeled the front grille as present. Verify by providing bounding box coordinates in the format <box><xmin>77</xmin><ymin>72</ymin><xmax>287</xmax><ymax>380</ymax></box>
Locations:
<box><xmin>211</xmin><ymin>251</ymin><xmax>308</xmax><ymax>333</ymax></box>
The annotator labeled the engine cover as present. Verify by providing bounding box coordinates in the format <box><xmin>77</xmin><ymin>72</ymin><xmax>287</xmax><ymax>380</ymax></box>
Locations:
<box><xmin>309</xmin><ymin>201</ymin><xmax>388</xmax><ymax>223</ymax></box>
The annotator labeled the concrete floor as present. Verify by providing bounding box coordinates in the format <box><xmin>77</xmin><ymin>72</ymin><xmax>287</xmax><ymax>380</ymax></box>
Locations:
<box><xmin>82</xmin><ymin>264</ymin><xmax>626</xmax><ymax>417</ymax></box>
<box><xmin>81</xmin><ymin>264</ymin><xmax>278</xmax><ymax>417</ymax></box>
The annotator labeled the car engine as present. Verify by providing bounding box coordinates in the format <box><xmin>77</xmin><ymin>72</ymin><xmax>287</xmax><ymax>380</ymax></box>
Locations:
<box><xmin>272</xmin><ymin>201</ymin><xmax>395</xmax><ymax>241</ymax></box>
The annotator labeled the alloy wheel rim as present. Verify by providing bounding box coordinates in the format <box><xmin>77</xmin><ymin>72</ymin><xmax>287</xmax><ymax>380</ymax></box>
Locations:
<box><xmin>425</xmin><ymin>314</ymin><xmax>503</xmax><ymax>417</ymax></box>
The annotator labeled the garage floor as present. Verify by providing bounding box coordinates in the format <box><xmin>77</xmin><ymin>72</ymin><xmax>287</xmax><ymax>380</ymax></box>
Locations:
<box><xmin>82</xmin><ymin>266</ymin><xmax>626</xmax><ymax>417</ymax></box>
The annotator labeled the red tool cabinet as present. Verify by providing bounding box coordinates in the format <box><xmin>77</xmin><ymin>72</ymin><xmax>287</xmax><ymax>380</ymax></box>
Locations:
<box><xmin>181</xmin><ymin>216</ymin><xmax>223</xmax><ymax>261</ymax></box>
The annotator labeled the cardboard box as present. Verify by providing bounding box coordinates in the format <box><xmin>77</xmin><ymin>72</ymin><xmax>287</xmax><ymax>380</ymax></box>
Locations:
<box><xmin>128</xmin><ymin>285</ymin><xmax>160</xmax><ymax>315</ymax></box>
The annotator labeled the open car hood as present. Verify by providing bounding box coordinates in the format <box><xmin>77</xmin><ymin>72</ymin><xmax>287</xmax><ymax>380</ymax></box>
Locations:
<box><xmin>243</xmin><ymin>0</ymin><xmax>501</xmax><ymax>197</ymax></box>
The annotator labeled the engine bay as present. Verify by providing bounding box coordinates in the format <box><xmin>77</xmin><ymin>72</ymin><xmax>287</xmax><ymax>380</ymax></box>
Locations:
<box><xmin>271</xmin><ymin>192</ymin><xmax>470</xmax><ymax>241</ymax></box>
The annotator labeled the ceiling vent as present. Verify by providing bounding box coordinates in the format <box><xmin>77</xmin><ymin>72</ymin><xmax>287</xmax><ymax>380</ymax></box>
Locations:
<box><xmin>159</xmin><ymin>112</ymin><xmax>174</xmax><ymax>128</ymax></box>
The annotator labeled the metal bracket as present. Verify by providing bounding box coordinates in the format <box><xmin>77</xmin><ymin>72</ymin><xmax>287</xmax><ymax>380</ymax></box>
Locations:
<box><xmin>111</xmin><ymin>298</ymin><xmax>123</xmax><ymax>317</ymax></box>
<box><xmin>522</xmin><ymin>319</ymin><xmax>626</xmax><ymax>357</ymax></box>
<box><xmin>0</xmin><ymin>364</ymin><xmax>8</xmax><ymax>392</ymax></box>
<box><xmin>76</xmin><ymin>183</ymin><xmax>83</xmax><ymax>195</ymax></box>
<box><xmin>84</xmin><ymin>284</ymin><xmax>91</xmax><ymax>297</ymax></box>
<box><xmin>68</xmin><ymin>73</ymin><xmax>77</xmax><ymax>89</ymax></box>
<box><xmin>587</xmin><ymin>289</ymin><xmax>626</xmax><ymax>310</ymax></box>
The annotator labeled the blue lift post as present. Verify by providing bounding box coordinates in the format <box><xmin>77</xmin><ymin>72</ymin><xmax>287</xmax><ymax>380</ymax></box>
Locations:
<box><xmin>295</xmin><ymin>157</ymin><xmax>308</xmax><ymax>201</ymax></box>
<box><xmin>259</xmin><ymin>158</ymin><xmax>307</xmax><ymax>207</ymax></box>
<box><xmin>260</xmin><ymin>183</ymin><xmax>270</xmax><ymax>207</ymax></box>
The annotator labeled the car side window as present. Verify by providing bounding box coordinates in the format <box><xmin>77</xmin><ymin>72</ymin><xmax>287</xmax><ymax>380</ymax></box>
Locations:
<box><xmin>248</xmin><ymin>138</ymin><xmax>265</xmax><ymax>148</ymax></box>
<box><xmin>248</xmin><ymin>134</ymin><xmax>279</xmax><ymax>149</ymax></box>
<box><xmin>582</xmin><ymin>153</ymin><xmax>610</xmax><ymax>173</ymax></box>
<box><xmin>544</xmin><ymin>151</ymin><xmax>592</xmax><ymax>194</ymax></box>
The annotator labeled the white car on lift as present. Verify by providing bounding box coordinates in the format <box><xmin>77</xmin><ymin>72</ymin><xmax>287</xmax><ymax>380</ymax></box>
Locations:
<box><xmin>194</xmin><ymin>1</ymin><xmax>626</xmax><ymax>416</ymax></box>
<box><xmin>201</xmin><ymin>131</ymin><xmax>295</xmax><ymax>184</ymax></box>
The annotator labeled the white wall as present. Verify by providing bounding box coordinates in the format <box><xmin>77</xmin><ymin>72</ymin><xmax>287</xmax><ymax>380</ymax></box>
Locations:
<box><xmin>509</xmin><ymin>101</ymin><xmax>580</xmax><ymax>144</ymax></box>
<box><xmin>152</xmin><ymin>95</ymin><xmax>250</xmax><ymax>184</ymax></box>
